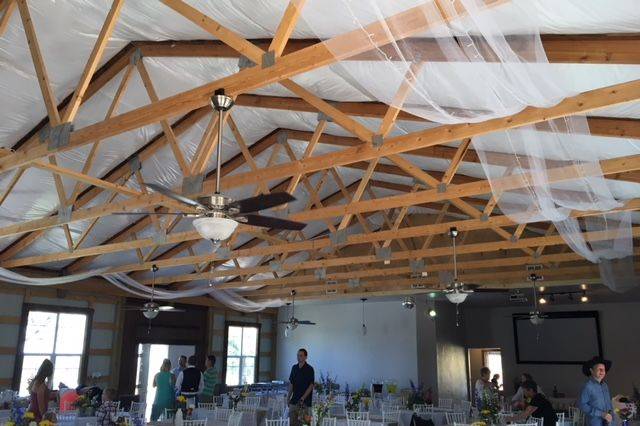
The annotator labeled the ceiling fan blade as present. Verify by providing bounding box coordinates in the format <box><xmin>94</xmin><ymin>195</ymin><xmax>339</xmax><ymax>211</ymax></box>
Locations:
<box><xmin>158</xmin><ymin>306</ymin><xmax>185</xmax><ymax>312</ymax></box>
<box><xmin>298</xmin><ymin>320</ymin><xmax>316</xmax><ymax>325</ymax></box>
<box><xmin>122</xmin><ymin>306</ymin><xmax>145</xmax><ymax>311</ymax></box>
<box><xmin>146</xmin><ymin>183</ymin><xmax>207</xmax><ymax>209</ymax></box>
<box><xmin>240</xmin><ymin>214</ymin><xmax>306</xmax><ymax>230</ymax></box>
<box><xmin>227</xmin><ymin>192</ymin><xmax>296</xmax><ymax>214</ymax></box>
<box><xmin>112</xmin><ymin>212</ymin><xmax>185</xmax><ymax>216</ymax></box>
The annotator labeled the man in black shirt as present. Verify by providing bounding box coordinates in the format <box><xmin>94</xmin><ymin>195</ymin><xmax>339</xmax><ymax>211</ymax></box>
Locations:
<box><xmin>288</xmin><ymin>348</ymin><xmax>315</xmax><ymax>426</ymax></box>
<box><xmin>509</xmin><ymin>380</ymin><xmax>558</xmax><ymax>426</ymax></box>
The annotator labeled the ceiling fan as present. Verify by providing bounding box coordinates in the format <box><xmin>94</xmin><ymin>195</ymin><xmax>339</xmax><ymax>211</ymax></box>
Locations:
<box><xmin>280</xmin><ymin>290</ymin><xmax>316</xmax><ymax>337</ymax></box>
<box><xmin>441</xmin><ymin>227</ymin><xmax>480</xmax><ymax>304</ymax></box>
<box><xmin>123</xmin><ymin>264</ymin><xmax>185</xmax><ymax>319</ymax></box>
<box><xmin>113</xmin><ymin>89</ymin><xmax>306</xmax><ymax>242</ymax></box>
<box><xmin>512</xmin><ymin>273</ymin><xmax>549</xmax><ymax>325</ymax></box>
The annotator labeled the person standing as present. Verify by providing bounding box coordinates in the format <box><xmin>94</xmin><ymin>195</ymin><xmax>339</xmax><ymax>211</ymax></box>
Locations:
<box><xmin>27</xmin><ymin>359</ymin><xmax>54</xmax><ymax>422</ymax></box>
<box><xmin>579</xmin><ymin>356</ymin><xmax>614</xmax><ymax>426</ymax></box>
<box><xmin>288</xmin><ymin>348</ymin><xmax>315</xmax><ymax>426</ymax></box>
<box><xmin>172</xmin><ymin>355</ymin><xmax>187</xmax><ymax>378</ymax></box>
<box><xmin>151</xmin><ymin>359</ymin><xmax>175</xmax><ymax>421</ymax></box>
<box><xmin>201</xmin><ymin>355</ymin><xmax>218</xmax><ymax>404</ymax></box>
<box><xmin>175</xmin><ymin>355</ymin><xmax>204</xmax><ymax>403</ymax></box>
<box><xmin>475</xmin><ymin>367</ymin><xmax>492</xmax><ymax>409</ymax></box>
<box><xmin>508</xmin><ymin>381</ymin><xmax>557</xmax><ymax>426</ymax></box>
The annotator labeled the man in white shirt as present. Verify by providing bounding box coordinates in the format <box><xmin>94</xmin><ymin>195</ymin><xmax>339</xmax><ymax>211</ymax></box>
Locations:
<box><xmin>175</xmin><ymin>355</ymin><xmax>204</xmax><ymax>404</ymax></box>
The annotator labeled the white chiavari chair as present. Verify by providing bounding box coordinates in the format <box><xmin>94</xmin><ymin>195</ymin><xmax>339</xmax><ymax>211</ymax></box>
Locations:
<box><xmin>266</xmin><ymin>418</ymin><xmax>290</xmax><ymax>426</ymax></box>
<box><xmin>381</xmin><ymin>402</ymin><xmax>400</xmax><ymax>413</ymax></box>
<box><xmin>213</xmin><ymin>396</ymin><xmax>224</xmax><ymax>407</ymax></box>
<box><xmin>512</xmin><ymin>423</ymin><xmax>537</xmax><ymax>426</ymax></box>
<box><xmin>228</xmin><ymin>411</ymin><xmax>243</xmax><ymax>426</ymax></box>
<box><xmin>347</xmin><ymin>411</ymin><xmax>370</xmax><ymax>421</ymax></box>
<box><xmin>445</xmin><ymin>412</ymin><xmax>467</xmax><ymax>424</ymax></box>
<box><xmin>322</xmin><ymin>418</ymin><xmax>337</xmax><ymax>426</ymax></box>
<box><xmin>184</xmin><ymin>420</ymin><xmax>207</xmax><ymax>426</ymax></box>
<box><xmin>556</xmin><ymin>412</ymin><xmax>566</xmax><ymax>426</ymax></box>
<box><xmin>214</xmin><ymin>408</ymin><xmax>233</xmax><ymax>422</ymax></box>
<box><xmin>244</xmin><ymin>396</ymin><xmax>261</xmax><ymax>408</ymax></box>
<box><xmin>530</xmin><ymin>417</ymin><xmax>543</xmax><ymax>426</ymax></box>
<box><xmin>382</xmin><ymin>410</ymin><xmax>401</xmax><ymax>425</ymax></box>
<box><xmin>164</xmin><ymin>408</ymin><xmax>176</xmax><ymax>420</ymax></box>
<box><xmin>454</xmin><ymin>401</ymin><xmax>471</xmax><ymax>414</ymax></box>
<box><xmin>413</xmin><ymin>404</ymin><xmax>433</xmax><ymax>414</ymax></box>
<box><xmin>439</xmin><ymin>399</ymin><xmax>453</xmax><ymax>410</ymax></box>
<box><xmin>129</xmin><ymin>401</ymin><xmax>146</xmax><ymax>418</ymax></box>
<box><xmin>198</xmin><ymin>403</ymin><xmax>216</xmax><ymax>410</ymax></box>
<box><xmin>346</xmin><ymin>420</ymin><xmax>371</xmax><ymax>426</ymax></box>
<box><xmin>56</xmin><ymin>411</ymin><xmax>78</xmax><ymax>426</ymax></box>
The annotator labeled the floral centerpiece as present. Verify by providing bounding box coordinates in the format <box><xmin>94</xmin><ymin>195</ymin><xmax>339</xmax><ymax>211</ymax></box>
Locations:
<box><xmin>73</xmin><ymin>395</ymin><xmax>99</xmax><ymax>417</ymax></box>
<box><xmin>229</xmin><ymin>385</ymin><xmax>249</xmax><ymax>409</ymax></box>
<box><xmin>345</xmin><ymin>386</ymin><xmax>367</xmax><ymax>412</ymax></box>
<box><xmin>315</xmin><ymin>372</ymin><xmax>339</xmax><ymax>396</ymax></box>
<box><xmin>613</xmin><ymin>395</ymin><xmax>637</xmax><ymax>426</ymax></box>
<box><xmin>176</xmin><ymin>395</ymin><xmax>187</xmax><ymax>411</ymax></box>
<box><xmin>479</xmin><ymin>390</ymin><xmax>500</xmax><ymax>425</ymax></box>
<box><xmin>406</xmin><ymin>380</ymin><xmax>431</xmax><ymax>410</ymax></box>
<box><xmin>313</xmin><ymin>394</ymin><xmax>334</xmax><ymax>426</ymax></box>
<box><xmin>6</xmin><ymin>408</ymin><xmax>37</xmax><ymax>426</ymax></box>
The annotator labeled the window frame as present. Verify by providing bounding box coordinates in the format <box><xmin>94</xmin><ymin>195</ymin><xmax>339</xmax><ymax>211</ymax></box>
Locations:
<box><xmin>222</xmin><ymin>321</ymin><xmax>261</xmax><ymax>387</ymax></box>
<box><xmin>12</xmin><ymin>303</ymin><xmax>93</xmax><ymax>392</ymax></box>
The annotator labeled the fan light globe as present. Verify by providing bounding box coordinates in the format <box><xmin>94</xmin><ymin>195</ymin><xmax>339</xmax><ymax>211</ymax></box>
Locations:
<box><xmin>143</xmin><ymin>309</ymin><xmax>159</xmax><ymax>320</ymax></box>
<box><xmin>193</xmin><ymin>217</ymin><xmax>238</xmax><ymax>241</ymax></box>
<box><xmin>445</xmin><ymin>292</ymin><xmax>468</xmax><ymax>304</ymax></box>
<box><xmin>402</xmin><ymin>297</ymin><xmax>415</xmax><ymax>309</ymax></box>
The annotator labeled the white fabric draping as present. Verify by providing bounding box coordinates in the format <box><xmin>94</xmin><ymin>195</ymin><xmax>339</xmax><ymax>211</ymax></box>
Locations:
<box><xmin>0</xmin><ymin>267</ymin><xmax>283</xmax><ymax>312</ymax></box>
<box><xmin>300</xmin><ymin>0</ymin><xmax>638</xmax><ymax>291</ymax></box>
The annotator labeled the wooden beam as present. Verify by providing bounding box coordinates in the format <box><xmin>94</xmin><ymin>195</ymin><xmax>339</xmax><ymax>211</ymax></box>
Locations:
<box><xmin>268</xmin><ymin>0</ymin><xmax>307</xmax><ymax>57</ymax></box>
<box><xmin>61</xmin><ymin>0</ymin><xmax>125</xmax><ymax>123</ymax></box>
<box><xmin>136</xmin><ymin>59</ymin><xmax>191</xmax><ymax>176</ymax></box>
<box><xmin>0</xmin><ymin>0</ymin><xmax>16</xmax><ymax>37</ymax></box>
<box><xmin>290</xmin><ymin>153</ymin><xmax>640</xmax><ymax>222</ymax></box>
<box><xmin>0</xmin><ymin>0</ymin><xmax>505</xmax><ymax>173</ymax></box>
<box><xmin>134</xmin><ymin>35</ymin><xmax>640</xmax><ymax>65</ymax></box>
<box><xmin>75</xmin><ymin>215</ymin><xmax>640</xmax><ymax>278</ymax></box>
<box><xmin>16</xmin><ymin>0</ymin><xmax>60</xmax><ymax>125</ymax></box>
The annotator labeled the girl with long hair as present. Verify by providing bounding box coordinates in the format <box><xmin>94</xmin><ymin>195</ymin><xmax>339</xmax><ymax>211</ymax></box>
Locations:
<box><xmin>28</xmin><ymin>359</ymin><xmax>54</xmax><ymax>421</ymax></box>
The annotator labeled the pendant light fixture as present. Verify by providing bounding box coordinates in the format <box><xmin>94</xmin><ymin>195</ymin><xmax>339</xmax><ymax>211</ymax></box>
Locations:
<box><xmin>361</xmin><ymin>298</ymin><xmax>367</xmax><ymax>336</ymax></box>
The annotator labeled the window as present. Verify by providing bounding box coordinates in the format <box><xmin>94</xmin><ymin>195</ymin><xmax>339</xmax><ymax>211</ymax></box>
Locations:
<box><xmin>483</xmin><ymin>349</ymin><xmax>503</xmax><ymax>389</ymax></box>
<box><xmin>15</xmin><ymin>305</ymin><xmax>91</xmax><ymax>396</ymax></box>
<box><xmin>224</xmin><ymin>323</ymin><xmax>259</xmax><ymax>386</ymax></box>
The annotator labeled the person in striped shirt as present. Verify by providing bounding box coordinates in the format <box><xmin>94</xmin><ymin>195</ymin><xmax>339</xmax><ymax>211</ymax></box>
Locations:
<box><xmin>201</xmin><ymin>355</ymin><xmax>218</xmax><ymax>403</ymax></box>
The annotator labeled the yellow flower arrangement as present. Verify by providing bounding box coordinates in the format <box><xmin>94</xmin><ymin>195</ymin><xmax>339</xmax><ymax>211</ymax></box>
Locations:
<box><xmin>5</xmin><ymin>421</ymin><xmax>16</xmax><ymax>426</ymax></box>
<box><xmin>176</xmin><ymin>395</ymin><xmax>187</xmax><ymax>403</ymax></box>
<box><xmin>481</xmin><ymin>410</ymin><xmax>491</xmax><ymax>415</ymax></box>
<box><xmin>471</xmin><ymin>422</ymin><xmax>487</xmax><ymax>426</ymax></box>
<box><xmin>24</xmin><ymin>412</ymin><xmax>35</xmax><ymax>420</ymax></box>
<box><xmin>39</xmin><ymin>420</ymin><xmax>54</xmax><ymax>426</ymax></box>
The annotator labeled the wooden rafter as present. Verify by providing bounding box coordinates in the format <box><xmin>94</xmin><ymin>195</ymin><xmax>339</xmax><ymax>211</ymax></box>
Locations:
<box><xmin>268</xmin><ymin>0</ymin><xmax>307</xmax><ymax>57</ymax></box>
<box><xmin>0</xmin><ymin>0</ymin><xmax>16</xmax><ymax>37</ymax></box>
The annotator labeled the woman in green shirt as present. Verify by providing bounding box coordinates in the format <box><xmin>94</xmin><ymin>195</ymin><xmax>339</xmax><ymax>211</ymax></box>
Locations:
<box><xmin>201</xmin><ymin>355</ymin><xmax>218</xmax><ymax>403</ymax></box>
<box><xmin>151</xmin><ymin>359</ymin><xmax>175</xmax><ymax>420</ymax></box>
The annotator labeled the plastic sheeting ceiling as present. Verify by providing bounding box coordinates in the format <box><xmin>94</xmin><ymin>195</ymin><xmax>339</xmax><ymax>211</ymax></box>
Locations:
<box><xmin>0</xmin><ymin>0</ymin><xmax>640</xmax><ymax>307</ymax></box>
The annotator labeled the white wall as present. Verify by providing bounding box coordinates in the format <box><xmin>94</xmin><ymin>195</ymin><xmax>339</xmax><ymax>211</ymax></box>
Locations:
<box><xmin>464</xmin><ymin>301</ymin><xmax>640</xmax><ymax>398</ymax></box>
<box><xmin>276</xmin><ymin>299</ymin><xmax>419</xmax><ymax>389</ymax></box>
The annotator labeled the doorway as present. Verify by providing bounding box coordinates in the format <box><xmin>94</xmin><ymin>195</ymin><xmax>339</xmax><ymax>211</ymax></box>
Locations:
<box><xmin>135</xmin><ymin>344</ymin><xmax>195</xmax><ymax>419</ymax></box>
<box><xmin>467</xmin><ymin>348</ymin><xmax>503</xmax><ymax>399</ymax></box>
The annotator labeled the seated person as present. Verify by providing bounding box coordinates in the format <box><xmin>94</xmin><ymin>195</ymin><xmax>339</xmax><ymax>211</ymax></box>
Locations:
<box><xmin>96</xmin><ymin>388</ymin><xmax>119</xmax><ymax>426</ymax></box>
<box><xmin>508</xmin><ymin>381</ymin><xmax>557</xmax><ymax>426</ymax></box>
<box><xmin>512</xmin><ymin>373</ymin><xmax>543</xmax><ymax>410</ymax></box>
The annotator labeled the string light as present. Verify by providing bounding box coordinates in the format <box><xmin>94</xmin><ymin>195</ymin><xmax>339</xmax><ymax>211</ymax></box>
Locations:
<box><xmin>539</xmin><ymin>286</ymin><xmax>545</xmax><ymax>292</ymax></box>
<box><xmin>580</xmin><ymin>292</ymin><xmax>589</xmax><ymax>303</ymax></box>
<box><xmin>580</xmin><ymin>284</ymin><xmax>587</xmax><ymax>290</ymax></box>
<box><xmin>428</xmin><ymin>308</ymin><xmax>437</xmax><ymax>318</ymax></box>
<box><xmin>539</xmin><ymin>297</ymin><xmax>547</xmax><ymax>305</ymax></box>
